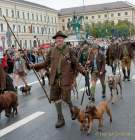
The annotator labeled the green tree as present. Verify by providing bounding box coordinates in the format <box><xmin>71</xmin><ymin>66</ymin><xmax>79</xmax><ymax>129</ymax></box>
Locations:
<box><xmin>84</xmin><ymin>20</ymin><xmax>135</xmax><ymax>38</ymax></box>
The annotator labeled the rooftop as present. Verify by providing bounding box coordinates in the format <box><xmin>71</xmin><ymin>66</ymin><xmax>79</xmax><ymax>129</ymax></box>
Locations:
<box><xmin>2</xmin><ymin>0</ymin><xmax>57</xmax><ymax>12</ymax></box>
<box><xmin>59</xmin><ymin>1</ymin><xmax>134</xmax><ymax>16</ymax></box>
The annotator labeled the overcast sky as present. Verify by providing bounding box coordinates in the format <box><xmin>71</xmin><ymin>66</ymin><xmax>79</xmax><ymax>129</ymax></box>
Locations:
<box><xmin>25</xmin><ymin>0</ymin><xmax>135</xmax><ymax>10</ymax></box>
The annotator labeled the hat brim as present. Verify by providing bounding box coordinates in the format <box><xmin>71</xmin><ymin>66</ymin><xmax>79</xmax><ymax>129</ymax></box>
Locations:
<box><xmin>52</xmin><ymin>34</ymin><xmax>67</xmax><ymax>39</ymax></box>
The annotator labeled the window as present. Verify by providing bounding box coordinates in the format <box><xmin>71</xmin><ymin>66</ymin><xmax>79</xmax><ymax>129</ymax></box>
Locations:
<box><xmin>38</xmin><ymin>40</ymin><xmax>40</xmax><ymax>45</ymax></box>
<box><xmin>6</xmin><ymin>9</ymin><xmax>8</xmax><ymax>17</ymax></box>
<box><xmin>0</xmin><ymin>8</ymin><xmax>2</xmax><ymax>17</ymax></box>
<box><xmin>48</xmin><ymin>16</ymin><xmax>50</xmax><ymax>23</ymax></box>
<box><xmin>111</xmin><ymin>13</ymin><xmax>114</xmax><ymax>17</ymax></box>
<box><xmin>104</xmin><ymin>14</ymin><xmax>107</xmax><ymax>18</ymax></box>
<box><xmin>44</xmin><ymin>16</ymin><xmax>46</xmax><ymax>22</ymax></box>
<box><xmin>0</xmin><ymin>23</ymin><xmax>3</xmax><ymax>32</ymax></box>
<box><xmin>20</xmin><ymin>40</ymin><xmax>22</xmax><ymax>47</ymax></box>
<box><xmin>54</xmin><ymin>28</ymin><xmax>56</xmax><ymax>34</ymax></box>
<box><xmin>98</xmin><ymin>15</ymin><xmax>101</xmax><ymax>18</ymax></box>
<box><xmin>25</xmin><ymin>40</ymin><xmax>27</xmax><ymax>48</ymax></box>
<box><xmin>18</xmin><ymin>25</ymin><xmax>21</xmax><ymax>32</ymax></box>
<box><xmin>13</xmin><ymin>24</ymin><xmax>15</xmax><ymax>31</ymax></box>
<box><xmin>48</xmin><ymin>28</ymin><xmax>50</xmax><ymax>33</ymax></box>
<box><xmin>85</xmin><ymin>16</ymin><xmax>88</xmax><ymax>19</ymax></box>
<box><xmin>33</xmin><ymin>26</ymin><xmax>35</xmax><ymax>33</ymax></box>
<box><xmin>23</xmin><ymin>12</ymin><xmax>25</xmax><ymax>19</ymax></box>
<box><xmin>11</xmin><ymin>10</ymin><xmax>14</xmax><ymax>18</ymax></box>
<box><xmin>27</xmin><ymin>13</ymin><xmax>29</xmax><ymax>20</ymax></box>
<box><xmin>17</xmin><ymin>11</ymin><xmax>20</xmax><ymax>18</ymax></box>
<box><xmin>51</xmin><ymin>17</ymin><xmax>53</xmax><ymax>23</ymax></box>
<box><xmin>41</xmin><ymin>27</ymin><xmax>44</xmax><ymax>35</ymax></box>
<box><xmin>62</xmin><ymin>19</ymin><xmax>64</xmax><ymax>22</ymax></box>
<box><xmin>37</xmin><ymin>26</ymin><xmax>39</xmax><ymax>34</ymax></box>
<box><xmin>29</xmin><ymin>40</ymin><xmax>32</xmax><ymax>48</ymax></box>
<box><xmin>40</xmin><ymin>15</ymin><xmax>42</xmax><ymax>21</ymax></box>
<box><xmin>125</xmin><ymin>12</ymin><xmax>128</xmax><ymax>15</ymax></box>
<box><xmin>44</xmin><ymin>27</ymin><xmax>47</xmax><ymax>34</ymax></box>
<box><xmin>118</xmin><ymin>13</ymin><xmax>121</xmax><ymax>16</ymax></box>
<box><xmin>32</xmin><ymin>13</ymin><xmax>34</xmax><ymax>20</ymax></box>
<box><xmin>36</xmin><ymin>15</ymin><xmax>38</xmax><ymax>21</ymax></box>
<box><xmin>92</xmin><ymin>16</ymin><xmax>94</xmax><ymax>19</ymax></box>
<box><xmin>52</xmin><ymin>28</ymin><xmax>54</xmax><ymax>34</ymax></box>
<box><xmin>24</xmin><ymin>25</ymin><xmax>26</xmax><ymax>33</ymax></box>
<box><xmin>55</xmin><ymin>17</ymin><xmax>56</xmax><ymax>23</ymax></box>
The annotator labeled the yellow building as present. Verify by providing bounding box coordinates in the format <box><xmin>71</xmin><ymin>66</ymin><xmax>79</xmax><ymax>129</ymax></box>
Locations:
<box><xmin>0</xmin><ymin>0</ymin><xmax>58</xmax><ymax>49</ymax></box>
<box><xmin>0</xmin><ymin>1</ymin><xmax>135</xmax><ymax>49</ymax></box>
<box><xmin>58</xmin><ymin>1</ymin><xmax>135</xmax><ymax>33</ymax></box>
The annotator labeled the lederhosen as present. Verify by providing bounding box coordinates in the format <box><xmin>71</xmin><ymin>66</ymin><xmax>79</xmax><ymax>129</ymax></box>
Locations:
<box><xmin>50</xmin><ymin>46</ymin><xmax>72</xmax><ymax>103</ymax></box>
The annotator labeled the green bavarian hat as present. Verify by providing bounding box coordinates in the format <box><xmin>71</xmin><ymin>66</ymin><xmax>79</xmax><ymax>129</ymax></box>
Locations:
<box><xmin>52</xmin><ymin>31</ymin><xmax>67</xmax><ymax>39</ymax></box>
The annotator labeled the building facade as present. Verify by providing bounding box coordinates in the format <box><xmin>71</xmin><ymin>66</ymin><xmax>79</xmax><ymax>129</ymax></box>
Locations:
<box><xmin>0</xmin><ymin>0</ymin><xmax>58</xmax><ymax>49</ymax></box>
<box><xmin>0</xmin><ymin>1</ymin><xmax>135</xmax><ymax>49</ymax></box>
<box><xmin>58</xmin><ymin>1</ymin><xmax>135</xmax><ymax>33</ymax></box>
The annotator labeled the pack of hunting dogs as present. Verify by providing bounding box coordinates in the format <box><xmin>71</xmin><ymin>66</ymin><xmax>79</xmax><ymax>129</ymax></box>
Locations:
<box><xmin>0</xmin><ymin>37</ymin><xmax>135</xmax><ymax>136</ymax></box>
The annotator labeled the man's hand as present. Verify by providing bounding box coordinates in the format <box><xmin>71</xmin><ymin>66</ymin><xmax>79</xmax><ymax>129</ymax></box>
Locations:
<box><xmin>86</xmin><ymin>60</ymin><xmax>90</xmax><ymax>65</ymax></box>
<box><xmin>29</xmin><ymin>64</ymin><xmax>35</xmax><ymax>69</ymax></box>
<box><xmin>99</xmin><ymin>71</ymin><xmax>103</xmax><ymax>75</ymax></box>
<box><xmin>83</xmin><ymin>69</ymin><xmax>89</xmax><ymax>76</ymax></box>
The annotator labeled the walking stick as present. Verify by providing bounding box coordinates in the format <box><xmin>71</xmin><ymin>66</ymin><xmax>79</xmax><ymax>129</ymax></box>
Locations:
<box><xmin>3</xmin><ymin>15</ymin><xmax>51</xmax><ymax>103</ymax></box>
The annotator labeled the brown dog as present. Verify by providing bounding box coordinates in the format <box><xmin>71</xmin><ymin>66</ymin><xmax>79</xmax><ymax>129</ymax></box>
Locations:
<box><xmin>84</xmin><ymin>101</ymin><xmax>112</xmax><ymax>135</ymax></box>
<box><xmin>0</xmin><ymin>91</ymin><xmax>18</xmax><ymax>118</ymax></box>
<box><xmin>108</xmin><ymin>74</ymin><xmax>122</xmax><ymax>104</ymax></box>
<box><xmin>71</xmin><ymin>106</ymin><xmax>87</xmax><ymax>132</ymax></box>
<box><xmin>20</xmin><ymin>85</ymin><xmax>31</xmax><ymax>95</ymax></box>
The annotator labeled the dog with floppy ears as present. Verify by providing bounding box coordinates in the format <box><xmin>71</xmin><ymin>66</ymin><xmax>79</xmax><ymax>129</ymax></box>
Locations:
<box><xmin>108</xmin><ymin>74</ymin><xmax>122</xmax><ymax>104</ymax></box>
<box><xmin>71</xmin><ymin>106</ymin><xmax>87</xmax><ymax>132</ymax></box>
<box><xmin>0</xmin><ymin>91</ymin><xmax>18</xmax><ymax>118</ymax></box>
<box><xmin>72</xmin><ymin>100</ymin><xmax>112</xmax><ymax>135</ymax></box>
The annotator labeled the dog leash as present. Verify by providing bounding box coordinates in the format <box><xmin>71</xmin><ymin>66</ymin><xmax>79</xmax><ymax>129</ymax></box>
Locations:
<box><xmin>80</xmin><ymin>48</ymin><xmax>94</xmax><ymax>106</ymax></box>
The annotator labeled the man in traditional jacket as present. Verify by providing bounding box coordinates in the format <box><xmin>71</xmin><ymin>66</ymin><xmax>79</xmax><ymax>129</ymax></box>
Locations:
<box><xmin>87</xmin><ymin>44</ymin><xmax>106</xmax><ymax>102</ymax></box>
<box><xmin>32</xmin><ymin>31</ymin><xmax>86</xmax><ymax>128</ymax></box>
<box><xmin>79</xmin><ymin>41</ymin><xmax>90</xmax><ymax>66</ymax></box>
<box><xmin>106</xmin><ymin>40</ymin><xmax>120</xmax><ymax>75</ymax></box>
<box><xmin>119</xmin><ymin>41</ymin><xmax>134</xmax><ymax>81</ymax></box>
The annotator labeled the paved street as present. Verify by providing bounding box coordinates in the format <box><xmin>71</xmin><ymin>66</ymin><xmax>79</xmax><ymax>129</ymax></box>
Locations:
<box><xmin>0</xmin><ymin>63</ymin><xmax>135</xmax><ymax>140</ymax></box>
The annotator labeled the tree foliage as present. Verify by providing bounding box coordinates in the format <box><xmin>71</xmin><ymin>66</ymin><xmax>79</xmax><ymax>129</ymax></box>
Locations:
<box><xmin>84</xmin><ymin>20</ymin><xmax>135</xmax><ymax>38</ymax></box>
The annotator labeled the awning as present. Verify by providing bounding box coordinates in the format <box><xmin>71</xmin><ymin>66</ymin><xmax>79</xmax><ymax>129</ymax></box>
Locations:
<box><xmin>39</xmin><ymin>43</ymin><xmax>51</xmax><ymax>49</ymax></box>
